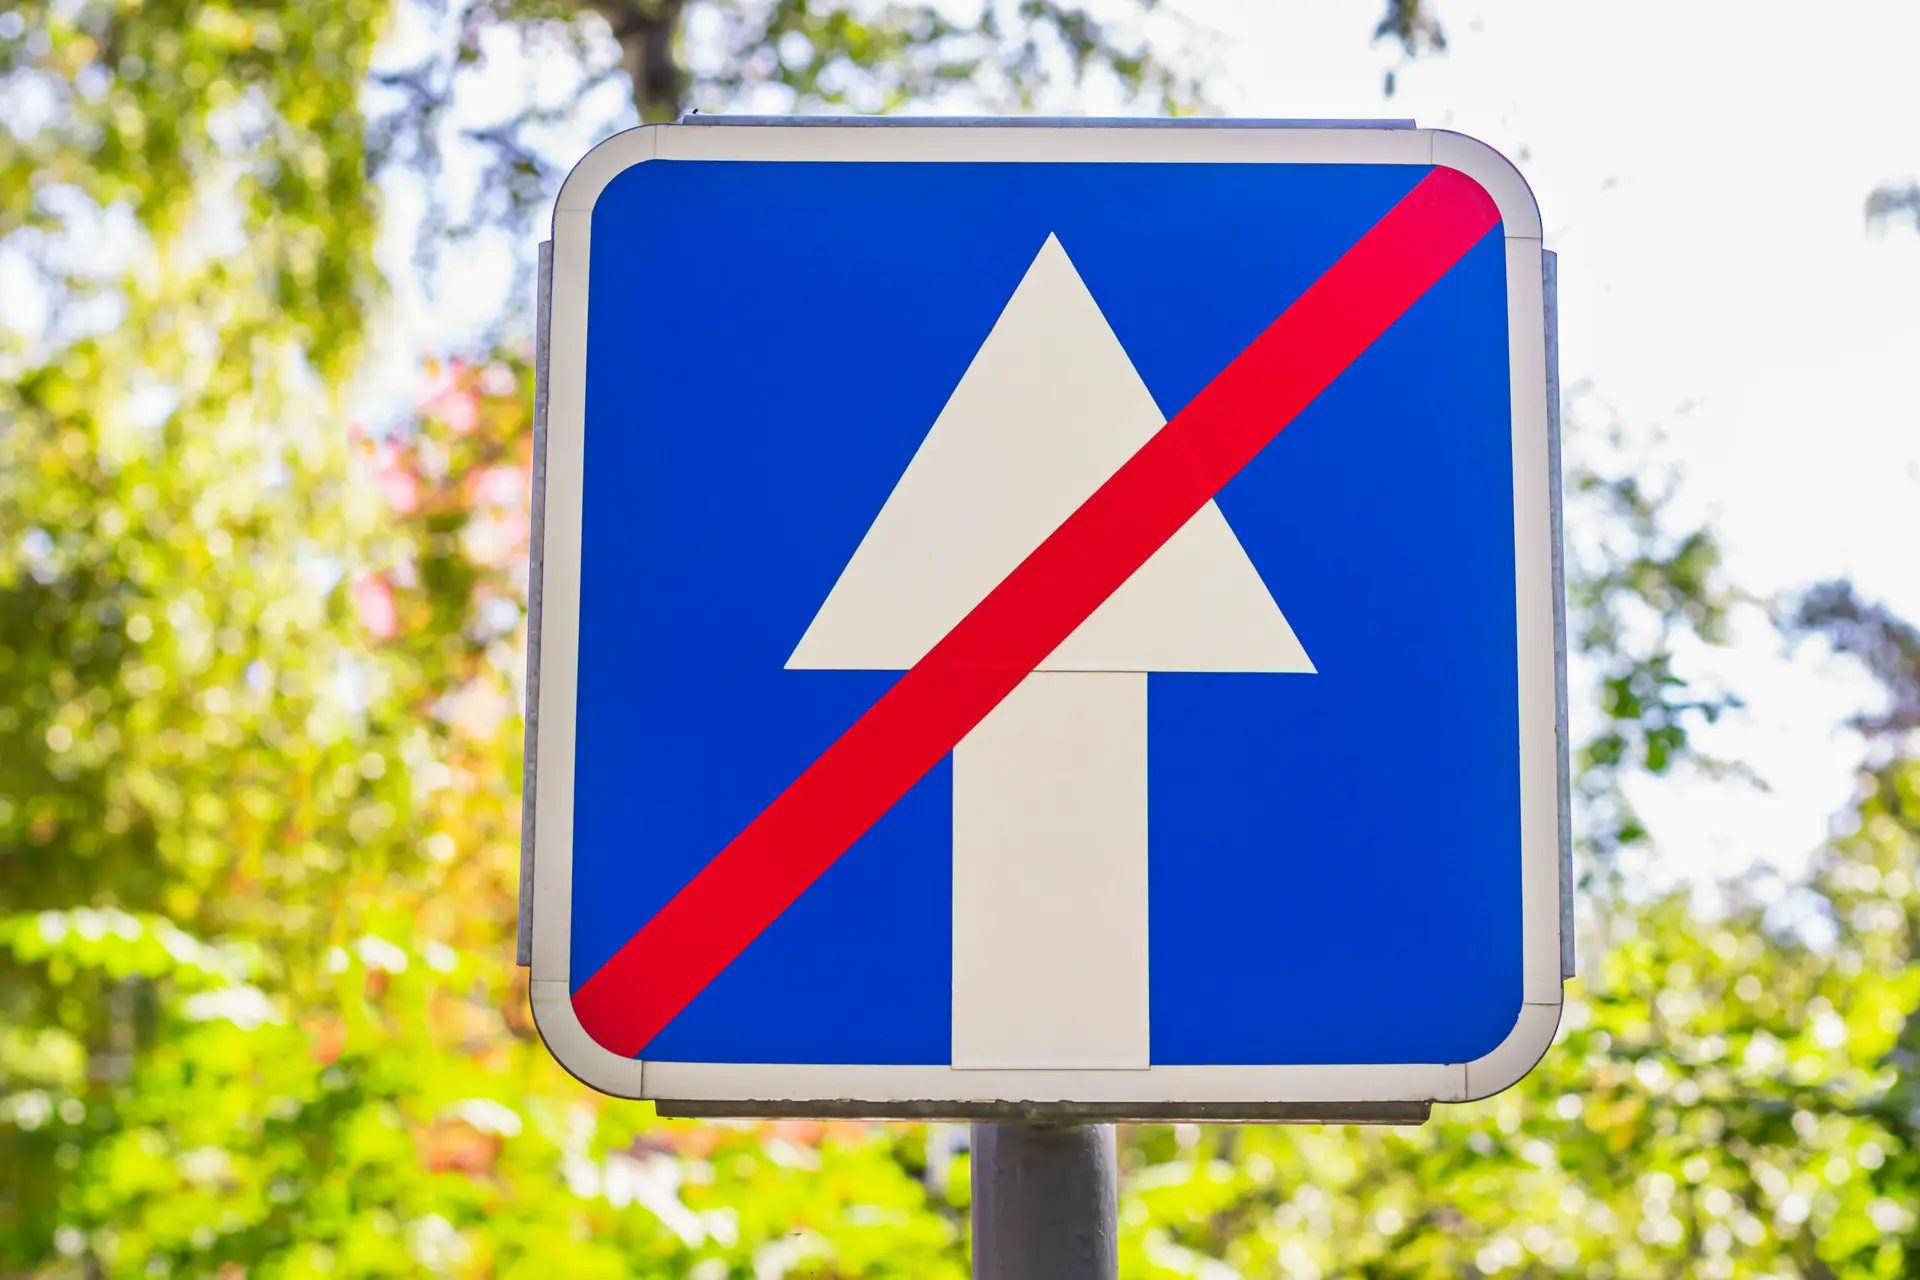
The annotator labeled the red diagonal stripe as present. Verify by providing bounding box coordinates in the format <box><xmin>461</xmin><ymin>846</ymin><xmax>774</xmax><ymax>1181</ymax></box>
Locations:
<box><xmin>574</xmin><ymin>166</ymin><xmax>1502</xmax><ymax>1057</ymax></box>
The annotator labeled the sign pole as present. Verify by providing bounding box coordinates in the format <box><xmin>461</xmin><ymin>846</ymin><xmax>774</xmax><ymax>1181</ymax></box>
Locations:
<box><xmin>970</xmin><ymin>1122</ymin><xmax>1119</xmax><ymax>1280</ymax></box>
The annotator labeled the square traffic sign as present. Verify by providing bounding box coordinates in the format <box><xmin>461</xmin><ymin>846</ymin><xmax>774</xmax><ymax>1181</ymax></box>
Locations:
<box><xmin>523</xmin><ymin>119</ymin><xmax>1566</xmax><ymax>1120</ymax></box>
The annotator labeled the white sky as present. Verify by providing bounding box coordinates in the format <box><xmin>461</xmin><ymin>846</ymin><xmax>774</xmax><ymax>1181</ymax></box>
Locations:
<box><xmin>378</xmin><ymin>0</ymin><xmax>1920</xmax><ymax>891</ymax></box>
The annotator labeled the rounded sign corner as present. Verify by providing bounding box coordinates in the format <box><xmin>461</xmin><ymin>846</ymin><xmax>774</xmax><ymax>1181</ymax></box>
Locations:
<box><xmin>1459</xmin><ymin>998</ymin><xmax>1562</xmax><ymax>1103</ymax></box>
<box><xmin>529</xmin><ymin>978</ymin><xmax>651</xmax><ymax>1099</ymax></box>
<box><xmin>554</xmin><ymin>125</ymin><xmax>665</xmax><ymax>221</ymax></box>
<box><xmin>1429</xmin><ymin>129</ymin><xmax>1543</xmax><ymax>241</ymax></box>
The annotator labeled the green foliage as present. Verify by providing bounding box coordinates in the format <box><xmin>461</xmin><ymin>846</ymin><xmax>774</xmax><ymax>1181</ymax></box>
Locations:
<box><xmin>0</xmin><ymin>1</ymin><xmax>383</xmax><ymax>377</ymax></box>
<box><xmin>1567</xmin><ymin>464</ymin><xmax>1744</xmax><ymax>865</ymax></box>
<box><xmin>1373</xmin><ymin>0</ymin><xmax>1445</xmax><ymax>54</ymax></box>
<box><xmin>1372</xmin><ymin>0</ymin><xmax>1444</xmax><ymax>96</ymax></box>
<box><xmin>6</xmin><ymin>1</ymin><xmax>1920</xmax><ymax>1278</ymax></box>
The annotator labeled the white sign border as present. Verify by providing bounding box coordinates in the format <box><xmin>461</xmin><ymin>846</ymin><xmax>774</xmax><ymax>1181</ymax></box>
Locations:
<box><xmin>527</xmin><ymin>120</ymin><xmax>1563</xmax><ymax>1114</ymax></box>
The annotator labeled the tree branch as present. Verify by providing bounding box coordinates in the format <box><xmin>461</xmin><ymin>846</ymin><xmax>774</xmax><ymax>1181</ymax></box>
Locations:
<box><xmin>581</xmin><ymin>0</ymin><xmax>690</xmax><ymax>121</ymax></box>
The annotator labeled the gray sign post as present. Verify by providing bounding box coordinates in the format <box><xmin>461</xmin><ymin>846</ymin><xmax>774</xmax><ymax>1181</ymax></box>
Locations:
<box><xmin>972</xmin><ymin>1123</ymin><xmax>1118</xmax><ymax>1280</ymax></box>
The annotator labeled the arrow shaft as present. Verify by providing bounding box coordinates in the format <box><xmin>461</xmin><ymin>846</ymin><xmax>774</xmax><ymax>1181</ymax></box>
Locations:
<box><xmin>572</xmin><ymin>167</ymin><xmax>1503</xmax><ymax>1057</ymax></box>
<box><xmin>951</xmin><ymin>672</ymin><xmax>1149</xmax><ymax>1069</ymax></box>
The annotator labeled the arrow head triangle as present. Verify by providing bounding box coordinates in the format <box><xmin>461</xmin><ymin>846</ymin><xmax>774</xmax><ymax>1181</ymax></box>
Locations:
<box><xmin>789</xmin><ymin>233</ymin><xmax>1314</xmax><ymax>675</ymax></box>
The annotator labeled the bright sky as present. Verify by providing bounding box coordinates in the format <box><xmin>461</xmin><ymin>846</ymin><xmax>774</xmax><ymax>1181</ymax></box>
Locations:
<box><xmin>377</xmin><ymin>0</ymin><xmax>1920</xmax><ymax>892</ymax></box>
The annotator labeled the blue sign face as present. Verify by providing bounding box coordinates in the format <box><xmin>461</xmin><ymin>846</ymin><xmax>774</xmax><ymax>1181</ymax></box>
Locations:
<box><xmin>528</xmin><ymin>122</ymin><xmax>1564</xmax><ymax>1111</ymax></box>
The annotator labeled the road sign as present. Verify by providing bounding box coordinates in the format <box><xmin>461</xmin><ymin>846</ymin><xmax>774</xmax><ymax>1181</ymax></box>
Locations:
<box><xmin>523</xmin><ymin>118</ymin><xmax>1567</xmax><ymax>1121</ymax></box>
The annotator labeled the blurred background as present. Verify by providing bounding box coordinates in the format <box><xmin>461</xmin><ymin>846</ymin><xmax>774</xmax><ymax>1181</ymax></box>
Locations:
<box><xmin>3</xmin><ymin>1</ymin><xmax>1919</xmax><ymax>1276</ymax></box>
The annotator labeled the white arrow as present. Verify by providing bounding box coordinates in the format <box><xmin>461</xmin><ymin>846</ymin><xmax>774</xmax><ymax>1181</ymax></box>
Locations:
<box><xmin>789</xmin><ymin>235</ymin><xmax>1315</xmax><ymax>1070</ymax></box>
